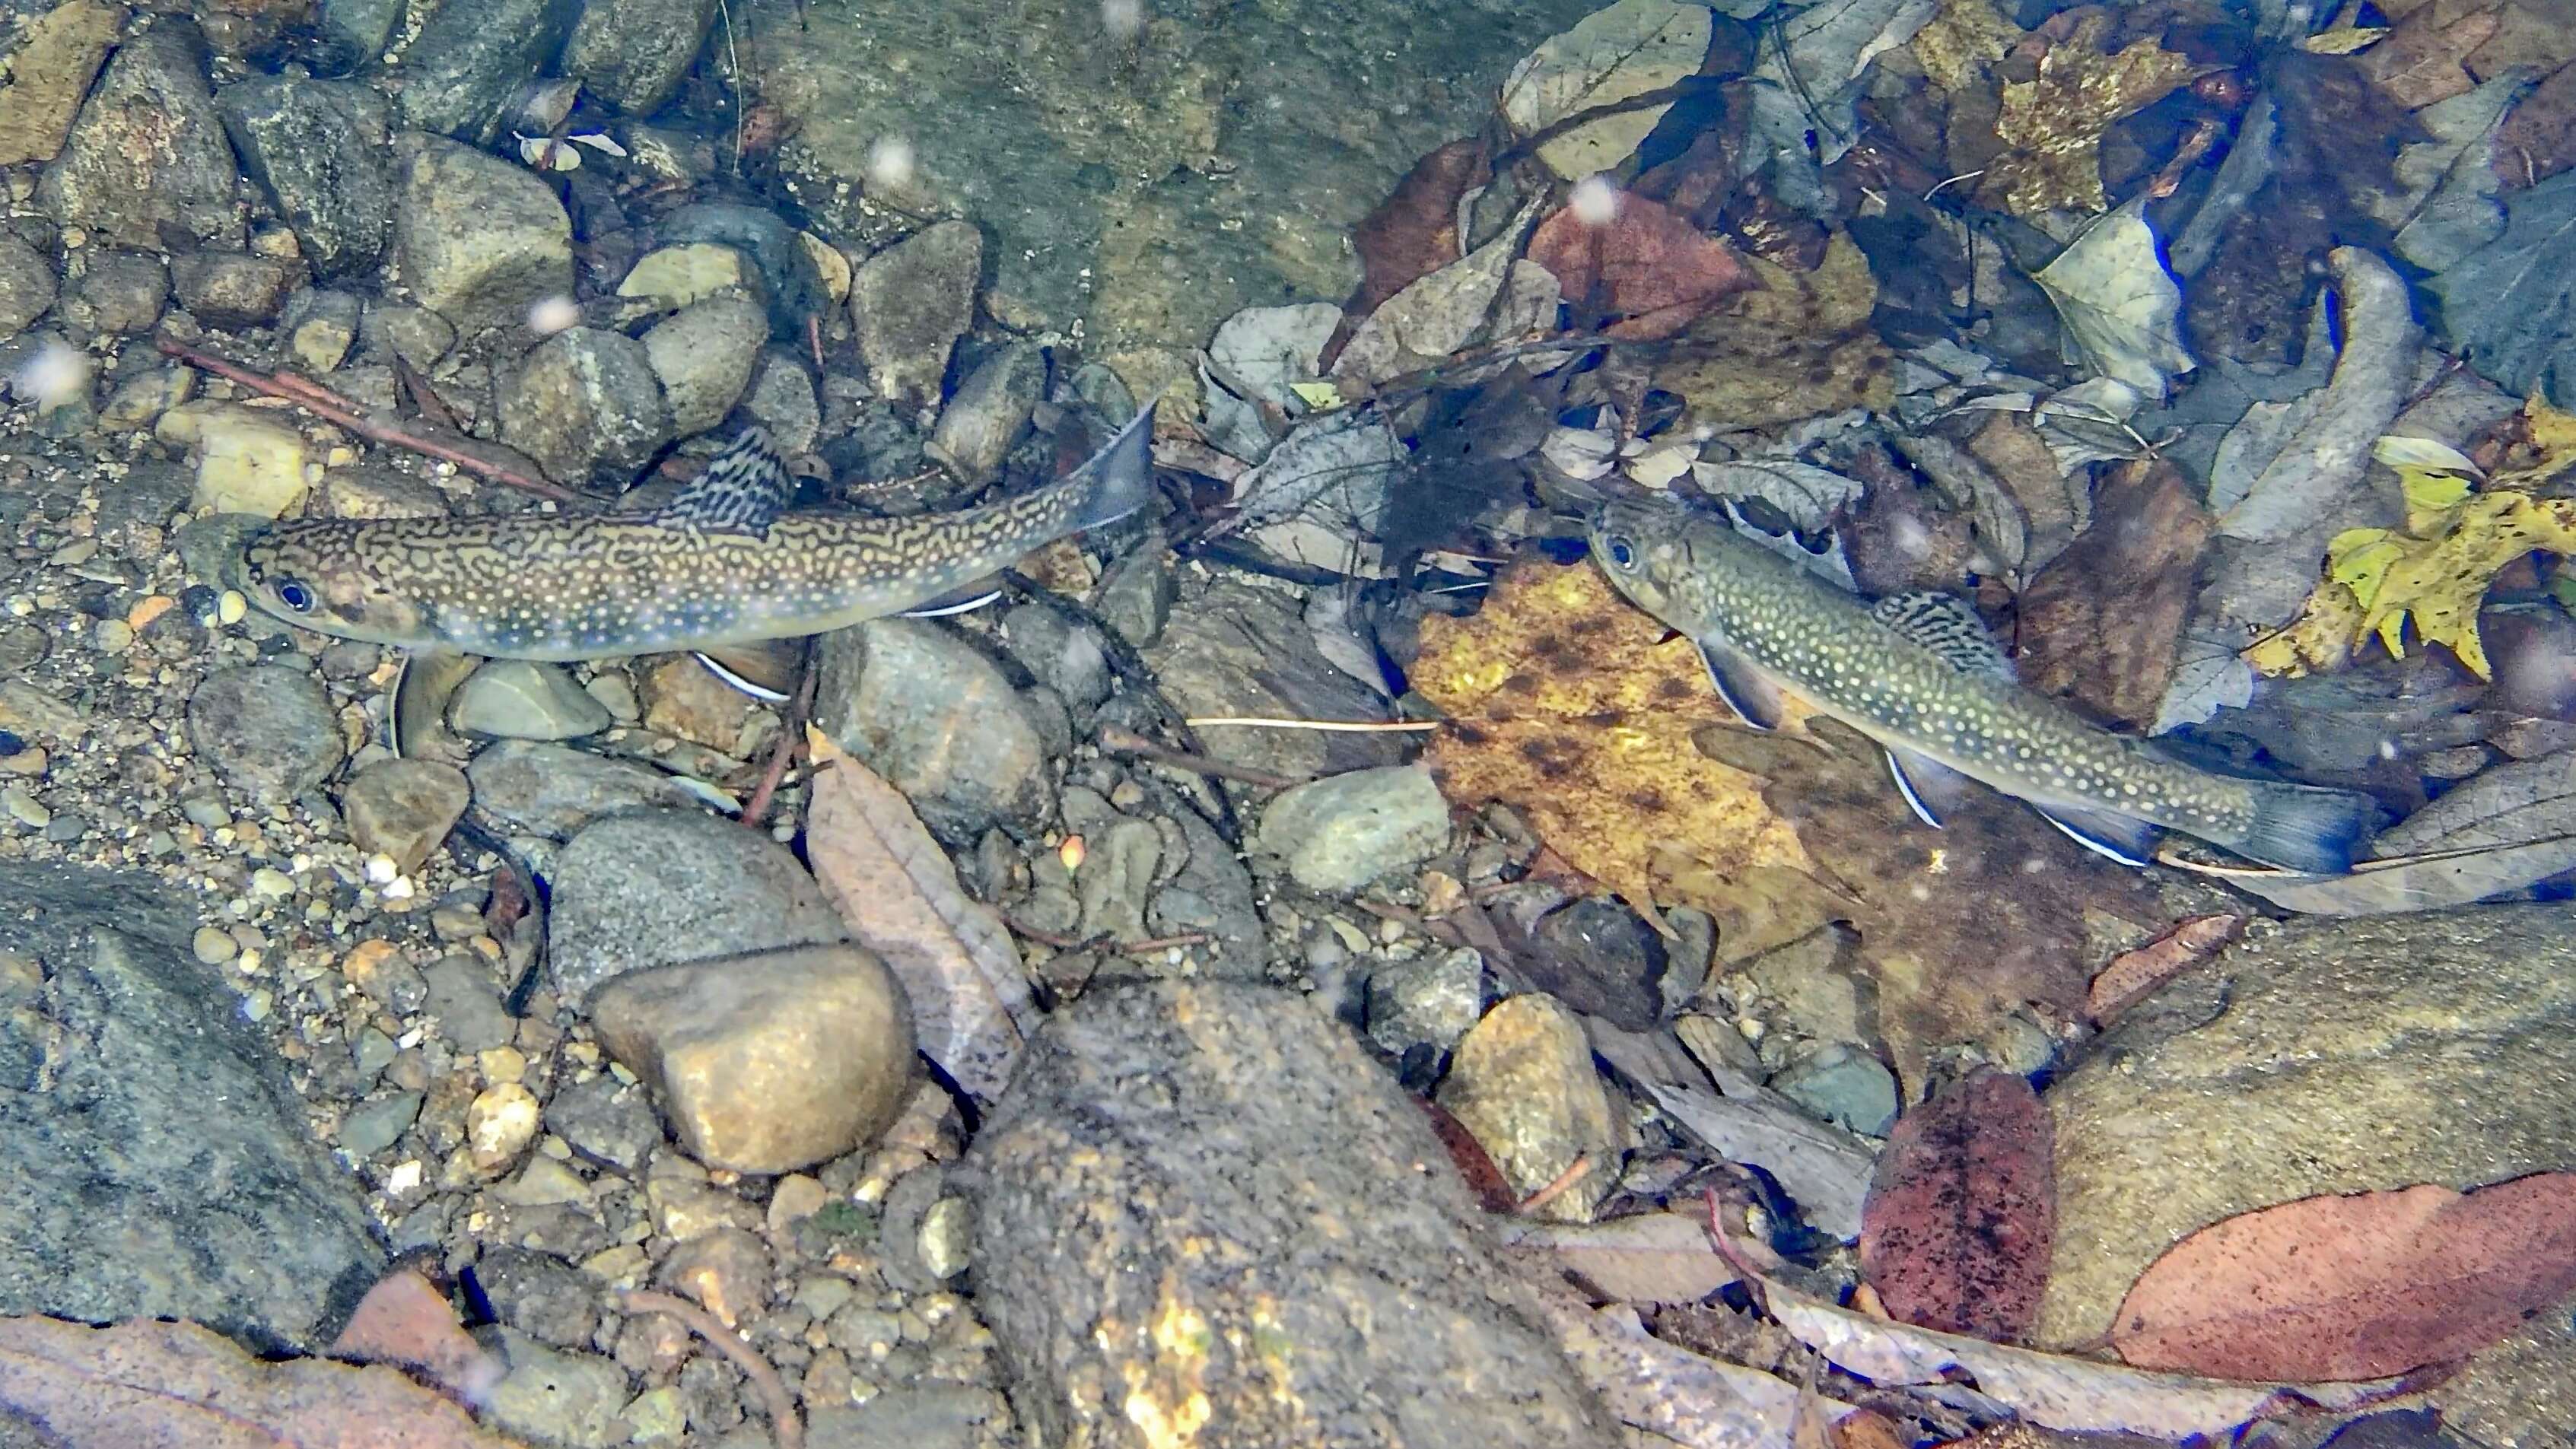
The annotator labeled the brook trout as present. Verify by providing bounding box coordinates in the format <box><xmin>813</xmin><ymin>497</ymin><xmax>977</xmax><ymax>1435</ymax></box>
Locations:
<box><xmin>1588</xmin><ymin>497</ymin><xmax>2374</xmax><ymax>875</ymax></box>
<box><xmin>228</xmin><ymin>403</ymin><xmax>1157</xmax><ymax>659</ymax></box>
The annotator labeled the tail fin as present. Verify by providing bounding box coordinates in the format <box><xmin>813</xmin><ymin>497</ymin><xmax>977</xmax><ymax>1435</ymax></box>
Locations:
<box><xmin>2237</xmin><ymin>783</ymin><xmax>2377</xmax><ymax>875</ymax></box>
<box><xmin>1066</xmin><ymin>399</ymin><xmax>1159</xmax><ymax>533</ymax></box>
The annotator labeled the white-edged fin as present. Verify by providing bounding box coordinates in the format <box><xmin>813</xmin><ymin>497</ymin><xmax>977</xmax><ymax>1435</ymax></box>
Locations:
<box><xmin>1882</xmin><ymin>746</ymin><xmax>1970</xmax><ymax>828</ymax></box>
<box><xmin>693</xmin><ymin>650</ymin><xmax>793</xmax><ymax>704</ymax></box>
<box><xmin>1064</xmin><ymin>399</ymin><xmax>1161</xmax><ymax>533</ymax></box>
<box><xmin>900</xmin><ymin>580</ymin><xmax>1006</xmax><ymax>618</ymax></box>
<box><xmin>1870</xmin><ymin>591</ymin><xmax>2011</xmax><ymax>678</ymax></box>
<box><xmin>1698</xmin><ymin>640</ymin><xmax>1786</xmax><ymax>731</ymax></box>
<box><xmin>2034</xmin><ymin>803</ymin><xmax>2162</xmax><ymax>867</ymax></box>
<box><xmin>657</xmin><ymin>427</ymin><xmax>793</xmax><ymax>537</ymax></box>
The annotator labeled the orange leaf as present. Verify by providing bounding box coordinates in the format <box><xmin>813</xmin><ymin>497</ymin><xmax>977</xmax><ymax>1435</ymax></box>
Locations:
<box><xmin>2085</xmin><ymin>914</ymin><xmax>2244</xmax><ymax>1025</ymax></box>
<box><xmin>2111</xmin><ymin>1173</ymin><xmax>2576</xmax><ymax>1380</ymax></box>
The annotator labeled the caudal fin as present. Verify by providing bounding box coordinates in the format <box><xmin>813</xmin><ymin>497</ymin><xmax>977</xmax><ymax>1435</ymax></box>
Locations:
<box><xmin>2237</xmin><ymin>782</ymin><xmax>2377</xmax><ymax>875</ymax></box>
<box><xmin>1066</xmin><ymin>400</ymin><xmax>1159</xmax><ymax>533</ymax></box>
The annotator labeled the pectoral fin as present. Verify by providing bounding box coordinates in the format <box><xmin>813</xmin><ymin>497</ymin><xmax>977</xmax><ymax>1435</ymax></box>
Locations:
<box><xmin>2033</xmin><ymin>802</ymin><xmax>2162</xmax><ymax>867</ymax></box>
<box><xmin>693</xmin><ymin>639</ymin><xmax>806</xmax><ymax>703</ymax></box>
<box><xmin>1698</xmin><ymin>641</ymin><xmax>1787</xmax><ymax>732</ymax></box>
<box><xmin>391</xmin><ymin>648</ymin><xmax>481</xmax><ymax>763</ymax></box>
<box><xmin>1883</xmin><ymin>746</ymin><xmax>1971</xmax><ymax>829</ymax></box>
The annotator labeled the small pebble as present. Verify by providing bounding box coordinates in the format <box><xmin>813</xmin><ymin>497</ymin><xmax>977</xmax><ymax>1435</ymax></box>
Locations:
<box><xmin>91</xmin><ymin>618</ymin><xmax>133</xmax><ymax>653</ymax></box>
<box><xmin>2</xmin><ymin>786</ymin><xmax>49</xmax><ymax>828</ymax></box>
<box><xmin>217</xmin><ymin>589</ymin><xmax>248</xmax><ymax>625</ymax></box>
<box><xmin>192</xmin><ymin>926</ymin><xmax>240</xmax><ymax>964</ymax></box>
<box><xmin>468</xmin><ymin>1082</ymin><xmax>542</xmax><ymax>1172</ymax></box>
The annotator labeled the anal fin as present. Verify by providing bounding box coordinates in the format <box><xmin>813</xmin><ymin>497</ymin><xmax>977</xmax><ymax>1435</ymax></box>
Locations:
<box><xmin>900</xmin><ymin>575</ymin><xmax>1007</xmax><ymax>618</ymax></box>
<box><xmin>2034</xmin><ymin>802</ymin><xmax>2162</xmax><ymax>867</ymax></box>
<box><xmin>1697</xmin><ymin>640</ymin><xmax>1787</xmax><ymax>732</ymax></box>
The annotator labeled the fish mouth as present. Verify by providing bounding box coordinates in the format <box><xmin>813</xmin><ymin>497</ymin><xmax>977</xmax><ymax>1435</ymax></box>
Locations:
<box><xmin>173</xmin><ymin>512</ymin><xmax>273</xmax><ymax>595</ymax></box>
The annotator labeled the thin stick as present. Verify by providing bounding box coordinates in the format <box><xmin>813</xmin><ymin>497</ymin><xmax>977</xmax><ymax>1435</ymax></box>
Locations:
<box><xmin>999</xmin><ymin>911</ymin><xmax>1210</xmax><ymax>956</ymax></box>
<box><xmin>158</xmin><ymin>341</ymin><xmax>579</xmax><ymax>505</ymax></box>
<box><xmin>1515</xmin><ymin>1153</ymin><xmax>1593</xmax><ymax>1216</ymax></box>
<box><xmin>615</xmin><ymin>1289</ymin><xmax>803</xmax><ymax>1449</ymax></box>
<box><xmin>806</xmin><ymin>313</ymin><xmax>825</xmax><ymax>372</ymax></box>
<box><xmin>740</xmin><ymin>666</ymin><xmax>819</xmax><ymax>831</ymax></box>
<box><xmin>1099</xmin><ymin>726</ymin><xmax>1309</xmax><ymax>791</ymax></box>
<box><xmin>1185</xmin><ymin>716</ymin><xmax>1441</xmax><ymax>732</ymax></box>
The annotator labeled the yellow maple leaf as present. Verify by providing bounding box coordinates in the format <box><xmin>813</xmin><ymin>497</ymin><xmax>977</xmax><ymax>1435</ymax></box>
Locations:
<box><xmin>2249</xmin><ymin>439</ymin><xmax>2576</xmax><ymax>680</ymax></box>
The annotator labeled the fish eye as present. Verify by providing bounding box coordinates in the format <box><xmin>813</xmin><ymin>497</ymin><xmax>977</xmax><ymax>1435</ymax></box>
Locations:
<box><xmin>1604</xmin><ymin>535</ymin><xmax>1638</xmax><ymax>569</ymax></box>
<box><xmin>275</xmin><ymin>579</ymin><xmax>315</xmax><ymax>613</ymax></box>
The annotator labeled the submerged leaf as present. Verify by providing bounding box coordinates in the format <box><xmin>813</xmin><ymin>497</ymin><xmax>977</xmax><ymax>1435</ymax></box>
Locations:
<box><xmin>1979</xmin><ymin>13</ymin><xmax>2195</xmax><ymax>214</ymax></box>
<box><xmin>1527</xmin><ymin>192</ymin><xmax>1754</xmax><ymax>340</ymax></box>
<box><xmin>1499</xmin><ymin>0</ymin><xmax>1713</xmax><ymax>180</ymax></box>
<box><xmin>2029</xmin><ymin>199</ymin><xmax>2196</xmax><ymax>403</ymax></box>
<box><xmin>805</xmin><ymin>732</ymin><xmax>1035</xmax><ymax>1101</ymax></box>
<box><xmin>2110</xmin><ymin>1174</ymin><xmax>2576</xmax><ymax>1381</ymax></box>
<box><xmin>1859</xmin><ymin>1067</ymin><xmax>2054</xmax><ymax>1343</ymax></box>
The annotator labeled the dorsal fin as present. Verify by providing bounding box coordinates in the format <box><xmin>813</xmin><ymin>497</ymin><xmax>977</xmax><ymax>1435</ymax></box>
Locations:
<box><xmin>657</xmin><ymin>428</ymin><xmax>793</xmax><ymax>536</ymax></box>
<box><xmin>1869</xmin><ymin>591</ymin><xmax>2010</xmax><ymax>678</ymax></box>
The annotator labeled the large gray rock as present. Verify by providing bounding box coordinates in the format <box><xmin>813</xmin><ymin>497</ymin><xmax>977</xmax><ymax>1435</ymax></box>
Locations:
<box><xmin>561</xmin><ymin>0</ymin><xmax>719</xmax><ymax>116</ymax></box>
<box><xmin>218</xmin><ymin>77</ymin><xmax>394</xmax><ymax>281</ymax></box>
<box><xmin>962</xmin><ymin>980</ymin><xmax>1614</xmax><ymax>1445</ymax></box>
<box><xmin>2037</xmin><ymin>907</ymin><xmax>2576</xmax><ymax>1445</ymax></box>
<box><xmin>767</xmin><ymin>0</ymin><xmax>1595</xmax><ymax>355</ymax></box>
<box><xmin>0</xmin><ymin>862</ymin><xmax>383</xmax><ymax>1350</ymax></box>
<box><xmin>0</xmin><ymin>234</ymin><xmax>55</xmax><ymax>335</ymax></box>
<box><xmin>1255</xmin><ymin>764</ymin><xmax>1449</xmax><ymax>894</ymax></box>
<box><xmin>391</xmin><ymin>134</ymin><xmax>573</xmax><ymax>330</ymax></box>
<box><xmin>37</xmin><ymin>27</ymin><xmax>243</xmax><ymax>251</ymax></box>
<box><xmin>393</xmin><ymin>0</ymin><xmax>584</xmax><ymax>145</ymax></box>
<box><xmin>1145</xmin><ymin>580</ymin><xmax>1406</xmax><ymax>780</ymax></box>
<box><xmin>544</xmin><ymin>808</ymin><xmax>847</xmax><ymax>1007</ymax></box>
<box><xmin>500</xmin><ymin>326</ymin><xmax>672</xmax><ymax>488</ymax></box>
<box><xmin>813</xmin><ymin>618</ymin><xmax>1055</xmax><ymax>845</ymax></box>
<box><xmin>657</xmin><ymin>202</ymin><xmax>829</xmax><ymax>338</ymax></box>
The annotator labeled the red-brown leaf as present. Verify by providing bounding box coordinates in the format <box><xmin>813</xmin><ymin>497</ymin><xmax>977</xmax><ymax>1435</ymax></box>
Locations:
<box><xmin>1526</xmin><ymin>193</ymin><xmax>1754</xmax><ymax>340</ymax></box>
<box><xmin>2085</xmin><ymin>914</ymin><xmax>2244</xmax><ymax>1025</ymax></box>
<box><xmin>1859</xmin><ymin>1067</ymin><xmax>2056</xmax><ymax>1343</ymax></box>
<box><xmin>2111</xmin><ymin>1174</ymin><xmax>2576</xmax><ymax>1381</ymax></box>
<box><xmin>329</xmin><ymin>1267</ymin><xmax>508</xmax><ymax>1409</ymax></box>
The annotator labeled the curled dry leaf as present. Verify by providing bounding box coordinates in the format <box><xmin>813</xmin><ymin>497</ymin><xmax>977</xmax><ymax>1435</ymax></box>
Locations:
<box><xmin>804</xmin><ymin>729</ymin><xmax>1035</xmax><ymax>1102</ymax></box>
<box><xmin>0</xmin><ymin>1314</ymin><xmax>523</xmax><ymax>1448</ymax></box>
<box><xmin>1858</xmin><ymin>1066</ymin><xmax>2054</xmax><ymax>1343</ymax></box>
<box><xmin>2110</xmin><ymin>1173</ymin><xmax>2576</xmax><ymax>1381</ymax></box>
<box><xmin>2085</xmin><ymin>914</ymin><xmax>2243</xmax><ymax>1025</ymax></box>
<box><xmin>1527</xmin><ymin>193</ymin><xmax>1755</xmax><ymax>341</ymax></box>
<box><xmin>1765</xmin><ymin>1284</ymin><xmax>2393</xmax><ymax>1438</ymax></box>
<box><xmin>2013</xmin><ymin>457</ymin><xmax>2210</xmax><ymax>731</ymax></box>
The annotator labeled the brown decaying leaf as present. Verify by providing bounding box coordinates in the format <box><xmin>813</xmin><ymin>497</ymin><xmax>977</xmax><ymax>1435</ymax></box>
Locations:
<box><xmin>1331</xmin><ymin>138</ymin><xmax>1490</xmax><ymax>364</ymax></box>
<box><xmin>2085</xmin><ymin>913</ymin><xmax>2243</xmax><ymax>1025</ymax></box>
<box><xmin>0</xmin><ymin>1315</ymin><xmax>524</xmax><ymax>1447</ymax></box>
<box><xmin>2013</xmin><ymin>458</ymin><xmax>2212</xmax><ymax>731</ymax></box>
<box><xmin>2110</xmin><ymin>1173</ymin><xmax>2576</xmax><ymax>1381</ymax></box>
<box><xmin>1654</xmin><ymin>234</ymin><xmax>1896</xmax><ymax>431</ymax></box>
<box><xmin>1858</xmin><ymin>1067</ymin><xmax>2055</xmax><ymax>1343</ymax></box>
<box><xmin>1414</xmin><ymin>559</ymin><xmax>1814</xmax><ymax>932</ymax></box>
<box><xmin>329</xmin><ymin>1267</ymin><xmax>508</xmax><ymax>1409</ymax></box>
<box><xmin>1978</xmin><ymin>12</ymin><xmax>2196</xmax><ymax>214</ymax></box>
<box><xmin>1418</xmin><ymin>1096</ymin><xmax>1521</xmax><ymax>1215</ymax></box>
<box><xmin>803</xmin><ymin>730</ymin><xmax>1035</xmax><ymax>1103</ymax></box>
<box><xmin>2497</xmin><ymin>59</ymin><xmax>2576</xmax><ymax>188</ymax></box>
<box><xmin>1417</xmin><ymin>561</ymin><xmax>2161</xmax><ymax>1088</ymax></box>
<box><xmin>1525</xmin><ymin>195</ymin><xmax>1755</xmax><ymax>341</ymax></box>
<box><xmin>2355</xmin><ymin>0</ymin><xmax>2499</xmax><ymax>110</ymax></box>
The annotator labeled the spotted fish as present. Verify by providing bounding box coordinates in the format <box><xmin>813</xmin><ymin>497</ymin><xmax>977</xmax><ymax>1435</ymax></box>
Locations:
<box><xmin>229</xmin><ymin>403</ymin><xmax>1157</xmax><ymax>659</ymax></box>
<box><xmin>1588</xmin><ymin>497</ymin><xmax>2375</xmax><ymax>875</ymax></box>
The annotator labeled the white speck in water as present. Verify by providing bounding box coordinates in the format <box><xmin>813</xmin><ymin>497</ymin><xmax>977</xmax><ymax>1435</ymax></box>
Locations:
<box><xmin>1101</xmin><ymin>0</ymin><xmax>1143</xmax><ymax>40</ymax></box>
<box><xmin>1569</xmin><ymin>173</ymin><xmax>1620</xmax><ymax>226</ymax></box>
<box><xmin>8</xmin><ymin>338</ymin><xmax>91</xmax><ymax>411</ymax></box>
<box><xmin>528</xmin><ymin>294</ymin><xmax>581</xmax><ymax>335</ymax></box>
<box><xmin>867</xmin><ymin>136</ymin><xmax>916</xmax><ymax>190</ymax></box>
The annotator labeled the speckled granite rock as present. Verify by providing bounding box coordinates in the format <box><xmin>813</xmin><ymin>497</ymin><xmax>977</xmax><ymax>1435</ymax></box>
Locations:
<box><xmin>962</xmin><ymin>979</ymin><xmax>1614</xmax><ymax>1446</ymax></box>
